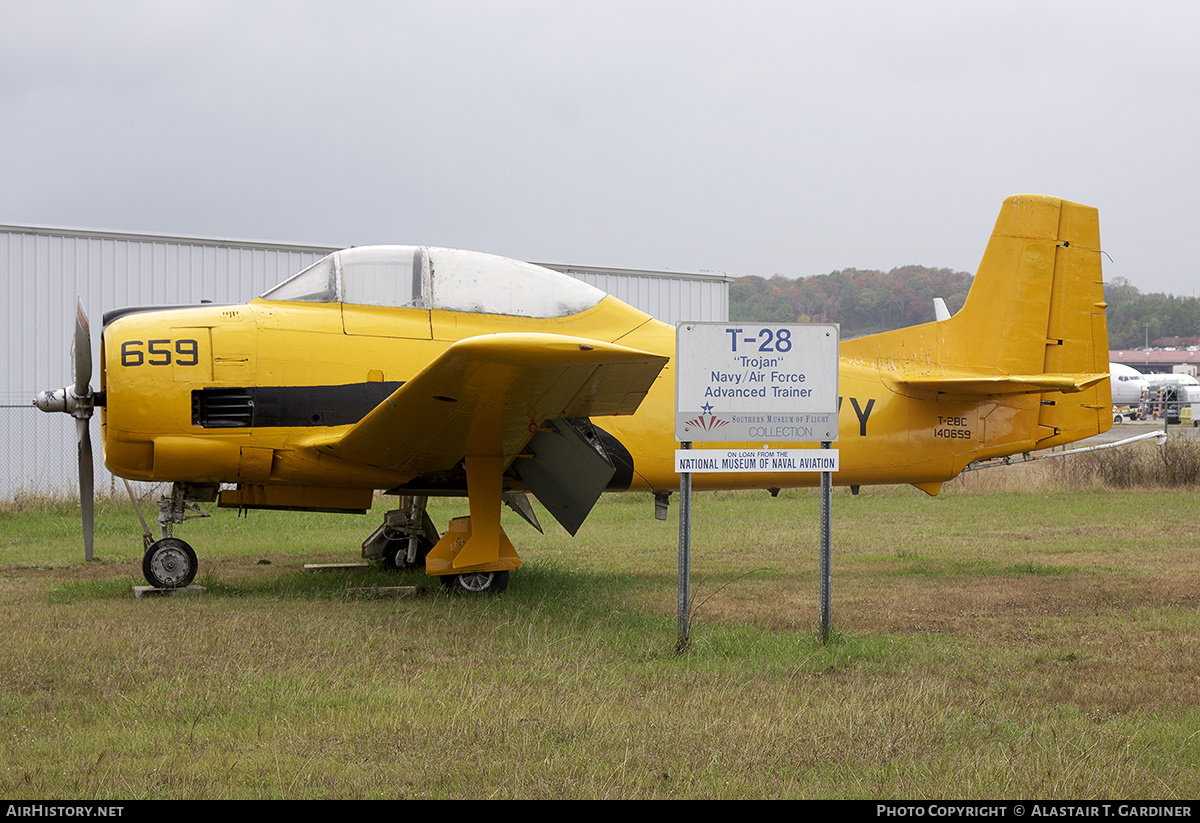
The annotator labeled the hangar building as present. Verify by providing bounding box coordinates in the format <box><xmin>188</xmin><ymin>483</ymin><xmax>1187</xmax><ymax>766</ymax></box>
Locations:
<box><xmin>1</xmin><ymin>223</ymin><xmax>731</xmax><ymax>498</ymax></box>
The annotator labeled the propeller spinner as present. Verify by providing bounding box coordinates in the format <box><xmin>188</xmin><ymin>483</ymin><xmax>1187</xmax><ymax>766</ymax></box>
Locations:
<box><xmin>33</xmin><ymin>299</ymin><xmax>96</xmax><ymax>561</ymax></box>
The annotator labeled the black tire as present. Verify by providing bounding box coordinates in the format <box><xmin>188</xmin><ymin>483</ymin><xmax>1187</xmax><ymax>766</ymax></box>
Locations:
<box><xmin>380</xmin><ymin>535</ymin><xmax>433</xmax><ymax>570</ymax></box>
<box><xmin>439</xmin><ymin>570</ymin><xmax>510</xmax><ymax>594</ymax></box>
<box><xmin>143</xmin><ymin>537</ymin><xmax>198</xmax><ymax>589</ymax></box>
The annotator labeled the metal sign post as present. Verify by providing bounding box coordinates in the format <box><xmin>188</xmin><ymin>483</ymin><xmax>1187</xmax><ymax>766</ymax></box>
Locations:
<box><xmin>819</xmin><ymin>441</ymin><xmax>832</xmax><ymax>643</ymax></box>
<box><xmin>674</xmin><ymin>322</ymin><xmax>840</xmax><ymax>647</ymax></box>
<box><xmin>677</xmin><ymin>442</ymin><xmax>691</xmax><ymax>650</ymax></box>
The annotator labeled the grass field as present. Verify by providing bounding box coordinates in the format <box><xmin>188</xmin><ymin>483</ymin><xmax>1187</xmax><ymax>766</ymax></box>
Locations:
<box><xmin>1</xmin><ymin>454</ymin><xmax>1199</xmax><ymax>799</ymax></box>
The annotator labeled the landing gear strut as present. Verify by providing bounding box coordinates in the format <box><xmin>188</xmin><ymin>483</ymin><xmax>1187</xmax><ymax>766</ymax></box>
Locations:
<box><xmin>362</xmin><ymin>495</ymin><xmax>439</xmax><ymax>569</ymax></box>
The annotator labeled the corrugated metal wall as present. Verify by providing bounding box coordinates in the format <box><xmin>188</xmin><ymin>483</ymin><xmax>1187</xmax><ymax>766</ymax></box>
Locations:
<box><xmin>2</xmin><ymin>225</ymin><xmax>729</xmax><ymax>498</ymax></box>
<box><xmin>2</xmin><ymin>226</ymin><xmax>337</xmax><ymax>499</ymax></box>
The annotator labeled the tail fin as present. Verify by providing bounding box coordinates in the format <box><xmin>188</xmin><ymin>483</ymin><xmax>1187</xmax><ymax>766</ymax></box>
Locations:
<box><xmin>843</xmin><ymin>194</ymin><xmax>1112</xmax><ymax>448</ymax></box>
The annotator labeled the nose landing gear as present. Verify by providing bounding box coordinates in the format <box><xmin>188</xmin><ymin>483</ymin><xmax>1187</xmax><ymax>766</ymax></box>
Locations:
<box><xmin>131</xmin><ymin>482</ymin><xmax>215</xmax><ymax>589</ymax></box>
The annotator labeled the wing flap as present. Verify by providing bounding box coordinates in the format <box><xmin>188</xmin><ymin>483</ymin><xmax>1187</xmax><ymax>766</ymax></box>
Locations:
<box><xmin>317</xmin><ymin>333</ymin><xmax>667</xmax><ymax>474</ymax></box>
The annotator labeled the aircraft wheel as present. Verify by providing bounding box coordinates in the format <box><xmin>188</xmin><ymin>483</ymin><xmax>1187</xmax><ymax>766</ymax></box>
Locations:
<box><xmin>381</xmin><ymin>535</ymin><xmax>433</xmax><ymax>570</ymax></box>
<box><xmin>439</xmin><ymin>570</ymin><xmax>510</xmax><ymax>594</ymax></box>
<box><xmin>142</xmin><ymin>537</ymin><xmax>198</xmax><ymax>589</ymax></box>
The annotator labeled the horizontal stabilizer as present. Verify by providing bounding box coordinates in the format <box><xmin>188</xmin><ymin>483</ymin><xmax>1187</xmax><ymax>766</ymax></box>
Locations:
<box><xmin>892</xmin><ymin>372</ymin><xmax>1109</xmax><ymax>398</ymax></box>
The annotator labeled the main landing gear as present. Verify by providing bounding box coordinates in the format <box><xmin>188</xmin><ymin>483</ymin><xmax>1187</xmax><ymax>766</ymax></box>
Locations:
<box><xmin>362</xmin><ymin>481</ymin><xmax>523</xmax><ymax>595</ymax></box>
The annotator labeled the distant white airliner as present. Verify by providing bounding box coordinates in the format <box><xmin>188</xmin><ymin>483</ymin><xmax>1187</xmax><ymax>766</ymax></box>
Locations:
<box><xmin>1110</xmin><ymin>362</ymin><xmax>1200</xmax><ymax>424</ymax></box>
<box><xmin>1110</xmin><ymin>362</ymin><xmax>1150</xmax><ymax>406</ymax></box>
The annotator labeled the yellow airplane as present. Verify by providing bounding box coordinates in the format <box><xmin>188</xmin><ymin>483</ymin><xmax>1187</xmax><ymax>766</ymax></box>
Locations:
<box><xmin>35</xmin><ymin>194</ymin><xmax>1111</xmax><ymax>592</ymax></box>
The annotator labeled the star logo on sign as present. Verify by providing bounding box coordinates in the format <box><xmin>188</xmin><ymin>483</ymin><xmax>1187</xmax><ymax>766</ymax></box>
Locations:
<box><xmin>686</xmin><ymin>401</ymin><xmax>729</xmax><ymax>432</ymax></box>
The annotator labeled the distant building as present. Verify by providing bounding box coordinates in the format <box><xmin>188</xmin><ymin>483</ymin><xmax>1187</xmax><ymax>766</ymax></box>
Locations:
<box><xmin>1110</xmin><ymin>349</ymin><xmax>1200</xmax><ymax>375</ymax></box>
<box><xmin>2</xmin><ymin>223</ymin><xmax>731</xmax><ymax>497</ymax></box>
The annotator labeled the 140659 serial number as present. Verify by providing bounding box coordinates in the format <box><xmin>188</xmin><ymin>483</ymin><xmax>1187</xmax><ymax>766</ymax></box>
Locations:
<box><xmin>933</xmin><ymin>416</ymin><xmax>972</xmax><ymax>440</ymax></box>
<box><xmin>120</xmin><ymin>339</ymin><xmax>200</xmax><ymax>367</ymax></box>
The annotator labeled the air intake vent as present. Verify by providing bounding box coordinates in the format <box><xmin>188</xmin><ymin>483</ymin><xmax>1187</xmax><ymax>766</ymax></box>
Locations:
<box><xmin>193</xmin><ymin>388</ymin><xmax>253</xmax><ymax>428</ymax></box>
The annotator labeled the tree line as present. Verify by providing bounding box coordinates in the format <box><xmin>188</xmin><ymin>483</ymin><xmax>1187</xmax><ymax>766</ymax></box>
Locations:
<box><xmin>730</xmin><ymin>267</ymin><xmax>1200</xmax><ymax>349</ymax></box>
<box><xmin>730</xmin><ymin>266</ymin><xmax>972</xmax><ymax>337</ymax></box>
<box><xmin>1103</xmin><ymin>277</ymin><xmax>1200</xmax><ymax>350</ymax></box>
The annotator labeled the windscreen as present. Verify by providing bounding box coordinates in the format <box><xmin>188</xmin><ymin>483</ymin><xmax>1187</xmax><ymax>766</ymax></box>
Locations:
<box><xmin>259</xmin><ymin>256</ymin><xmax>337</xmax><ymax>302</ymax></box>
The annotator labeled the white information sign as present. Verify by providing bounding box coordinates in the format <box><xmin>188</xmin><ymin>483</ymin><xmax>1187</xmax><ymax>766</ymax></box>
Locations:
<box><xmin>675</xmin><ymin>322</ymin><xmax>839</xmax><ymax>442</ymax></box>
<box><xmin>675</xmin><ymin>448</ymin><xmax>839</xmax><ymax>473</ymax></box>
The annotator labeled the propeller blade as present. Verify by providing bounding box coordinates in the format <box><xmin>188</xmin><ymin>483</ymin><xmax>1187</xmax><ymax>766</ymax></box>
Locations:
<box><xmin>77</xmin><ymin>417</ymin><xmax>94</xmax><ymax>562</ymax></box>
<box><xmin>37</xmin><ymin>299</ymin><xmax>98</xmax><ymax>561</ymax></box>
<box><xmin>73</xmin><ymin>299</ymin><xmax>92</xmax><ymax>399</ymax></box>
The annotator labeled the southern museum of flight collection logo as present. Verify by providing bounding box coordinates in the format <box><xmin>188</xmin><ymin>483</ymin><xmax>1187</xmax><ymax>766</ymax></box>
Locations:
<box><xmin>683</xmin><ymin>402</ymin><xmax>731</xmax><ymax>434</ymax></box>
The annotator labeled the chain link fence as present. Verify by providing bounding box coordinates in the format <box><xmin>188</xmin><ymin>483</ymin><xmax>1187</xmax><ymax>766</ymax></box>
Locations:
<box><xmin>0</xmin><ymin>395</ymin><xmax>120</xmax><ymax>501</ymax></box>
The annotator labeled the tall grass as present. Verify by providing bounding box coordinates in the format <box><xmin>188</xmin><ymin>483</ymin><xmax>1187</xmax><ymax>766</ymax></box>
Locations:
<box><xmin>1</xmin><ymin>481</ymin><xmax>170</xmax><ymax>516</ymax></box>
<box><xmin>948</xmin><ymin>434</ymin><xmax>1200</xmax><ymax>495</ymax></box>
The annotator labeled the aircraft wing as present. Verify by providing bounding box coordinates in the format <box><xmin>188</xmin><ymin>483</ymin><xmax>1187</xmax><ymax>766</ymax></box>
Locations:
<box><xmin>313</xmin><ymin>333</ymin><xmax>668</xmax><ymax>476</ymax></box>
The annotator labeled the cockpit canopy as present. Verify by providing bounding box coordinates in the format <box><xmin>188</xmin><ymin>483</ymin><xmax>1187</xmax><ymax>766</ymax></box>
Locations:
<box><xmin>259</xmin><ymin>245</ymin><xmax>606</xmax><ymax>319</ymax></box>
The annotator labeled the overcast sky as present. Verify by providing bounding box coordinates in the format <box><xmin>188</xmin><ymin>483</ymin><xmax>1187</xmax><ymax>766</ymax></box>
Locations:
<box><xmin>4</xmin><ymin>0</ymin><xmax>1199</xmax><ymax>295</ymax></box>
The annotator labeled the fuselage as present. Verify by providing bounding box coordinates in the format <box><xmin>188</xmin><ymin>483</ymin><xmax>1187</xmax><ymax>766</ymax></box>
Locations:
<box><xmin>1110</xmin><ymin>362</ymin><xmax>1150</xmax><ymax>405</ymax></box>
<box><xmin>100</xmin><ymin>292</ymin><xmax>1088</xmax><ymax>498</ymax></box>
